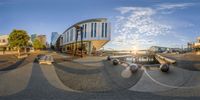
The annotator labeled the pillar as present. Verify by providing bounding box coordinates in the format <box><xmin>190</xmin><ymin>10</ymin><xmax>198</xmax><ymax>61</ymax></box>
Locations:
<box><xmin>88</xmin><ymin>41</ymin><xmax>93</xmax><ymax>55</ymax></box>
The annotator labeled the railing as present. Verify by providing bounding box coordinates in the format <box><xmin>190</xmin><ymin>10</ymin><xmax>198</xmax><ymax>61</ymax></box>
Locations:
<box><xmin>155</xmin><ymin>54</ymin><xmax>176</xmax><ymax>64</ymax></box>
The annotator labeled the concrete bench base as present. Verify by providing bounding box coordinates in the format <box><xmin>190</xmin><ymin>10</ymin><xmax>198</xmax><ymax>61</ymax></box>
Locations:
<box><xmin>38</xmin><ymin>55</ymin><xmax>54</xmax><ymax>65</ymax></box>
<box><xmin>17</xmin><ymin>54</ymin><xmax>28</xmax><ymax>59</ymax></box>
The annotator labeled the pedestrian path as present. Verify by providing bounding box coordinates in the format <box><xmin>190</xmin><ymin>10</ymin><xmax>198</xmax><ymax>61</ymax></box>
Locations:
<box><xmin>129</xmin><ymin>65</ymin><xmax>200</xmax><ymax>96</ymax></box>
<box><xmin>73</xmin><ymin>56</ymin><xmax>105</xmax><ymax>67</ymax></box>
<box><xmin>40</xmin><ymin>64</ymin><xmax>79</xmax><ymax>92</ymax></box>
<box><xmin>0</xmin><ymin>63</ymin><xmax>33</xmax><ymax>96</ymax></box>
<box><xmin>0</xmin><ymin>57</ymin><xmax>198</xmax><ymax>100</ymax></box>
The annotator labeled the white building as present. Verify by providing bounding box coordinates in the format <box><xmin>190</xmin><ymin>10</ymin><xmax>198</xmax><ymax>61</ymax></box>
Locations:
<box><xmin>194</xmin><ymin>37</ymin><xmax>200</xmax><ymax>53</ymax></box>
<box><xmin>194</xmin><ymin>37</ymin><xmax>200</xmax><ymax>47</ymax></box>
<box><xmin>60</xmin><ymin>18</ymin><xmax>111</xmax><ymax>55</ymax></box>
<box><xmin>0</xmin><ymin>35</ymin><xmax>9</xmax><ymax>51</ymax></box>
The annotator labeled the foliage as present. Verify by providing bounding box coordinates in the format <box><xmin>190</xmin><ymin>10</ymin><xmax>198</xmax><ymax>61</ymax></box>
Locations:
<box><xmin>33</xmin><ymin>39</ymin><xmax>43</xmax><ymax>50</ymax></box>
<box><xmin>8</xmin><ymin>29</ymin><xmax>30</xmax><ymax>49</ymax></box>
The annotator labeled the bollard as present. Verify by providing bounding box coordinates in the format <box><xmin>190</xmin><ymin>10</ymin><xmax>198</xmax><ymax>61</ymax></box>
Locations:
<box><xmin>107</xmin><ymin>56</ymin><xmax>111</xmax><ymax>61</ymax></box>
<box><xmin>129</xmin><ymin>64</ymin><xmax>139</xmax><ymax>73</ymax></box>
<box><xmin>113</xmin><ymin>59</ymin><xmax>119</xmax><ymax>65</ymax></box>
<box><xmin>160</xmin><ymin>64</ymin><xmax>169</xmax><ymax>72</ymax></box>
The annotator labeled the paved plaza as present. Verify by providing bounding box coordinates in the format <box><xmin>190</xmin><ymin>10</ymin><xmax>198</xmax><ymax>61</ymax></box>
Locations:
<box><xmin>0</xmin><ymin>51</ymin><xmax>200</xmax><ymax>100</ymax></box>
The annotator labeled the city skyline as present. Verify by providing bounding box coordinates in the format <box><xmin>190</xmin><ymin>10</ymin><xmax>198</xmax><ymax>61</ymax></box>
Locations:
<box><xmin>0</xmin><ymin>0</ymin><xmax>200</xmax><ymax>50</ymax></box>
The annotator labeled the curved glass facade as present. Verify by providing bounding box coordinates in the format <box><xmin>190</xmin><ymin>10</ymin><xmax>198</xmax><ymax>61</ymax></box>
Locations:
<box><xmin>60</xmin><ymin>18</ymin><xmax>111</xmax><ymax>54</ymax></box>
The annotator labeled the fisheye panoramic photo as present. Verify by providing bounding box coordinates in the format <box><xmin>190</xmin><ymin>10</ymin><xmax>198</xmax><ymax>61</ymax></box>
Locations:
<box><xmin>0</xmin><ymin>0</ymin><xmax>200</xmax><ymax>100</ymax></box>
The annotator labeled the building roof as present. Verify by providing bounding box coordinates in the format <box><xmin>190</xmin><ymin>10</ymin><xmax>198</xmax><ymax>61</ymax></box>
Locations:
<box><xmin>62</xmin><ymin>18</ymin><xmax>107</xmax><ymax>35</ymax></box>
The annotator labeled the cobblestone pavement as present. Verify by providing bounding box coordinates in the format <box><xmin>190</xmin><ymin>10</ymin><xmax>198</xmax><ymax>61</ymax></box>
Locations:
<box><xmin>0</xmin><ymin>51</ymin><xmax>200</xmax><ymax>100</ymax></box>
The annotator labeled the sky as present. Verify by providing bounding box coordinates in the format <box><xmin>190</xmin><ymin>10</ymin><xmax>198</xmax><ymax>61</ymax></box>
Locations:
<box><xmin>0</xmin><ymin>0</ymin><xmax>200</xmax><ymax>50</ymax></box>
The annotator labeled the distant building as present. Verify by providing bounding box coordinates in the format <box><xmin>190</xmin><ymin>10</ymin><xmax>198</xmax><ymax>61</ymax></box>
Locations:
<box><xmin>55</xmin><ymin>35</ymin><xmax>62</xmax><ymax>51</ymax></box>
<box><xmin>187</xmin><ymin>36</ymin><xmax>200</xmax><ymax>53</ymax></box>
<box><xmin>194</xmin><ymin>36</ymin><xmax>200</xmax><ymax>52</ymax></box>
<box><xmin>0</xmin><ymin>35</ymin><xmax>9</xmax><ymax>51</ymax></box>
<box><xmin>198</xmin><ymin>37</ymin><xmax>200</xmax><ymax>43</ymax></box>
<box><xmin>149</xmin><ymin>46</ymin><xmax>182</xmax><ymax>53</ymax></box>
<box><xmin>31</xmin><ymin>34</ymin><xmax>37</xmax><ymax>42</ymax></box>
<box><xmin>149</xmin><ymin>46</ymin><xmax>168</xmax><ymax>53</ymax></box>
<box><xmin>51</xmin><ymin>32</ymin><xmax>59</xmax><ymax>47</ymax></box>
<box><xmin>187</xmin><ymin>42</ymin><xmax>194</xmax><ymax>52</ymax></box>
<box><xmin>60</xmin><ymin>18</ymin><xmax>111</xmax><ymax>55</ymax></box>
<box><xmin>36</xmin><ymin>35</ymin><xmax>47</xmax><ymax>47</ymax></box>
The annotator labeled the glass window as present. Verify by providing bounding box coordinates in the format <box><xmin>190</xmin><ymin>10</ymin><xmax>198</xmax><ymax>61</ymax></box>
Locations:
<box><xmin>105</xmin><ymin>23</ymin><xmax>107</xmax><ymax>37</ymax></box>
<box><xmin>102</xmin><ymin>23</ymin><xmax>104</xmax><ymax>37</ymax></box>
<box><xmin>70</xmin><ymin>29</ymin><xmax>73</xmax><ymax>41</ymax></box>
<box><xmin>64</xmin><ymin>33</ymin><xmax>66</xmax><ymax>43</ymax></box>
<box><xmin>85</xmin><ymin>24</ymin><xmax>87</xmax><ymax>38</ymax></box>
<box><xmin>82</xmin><ymin>24</ymin><xmax>84</xmax><ymax>38</ymax></box>
<box><xmin>70</xmin><ymin>31</ymin><xmax>71</xmax><ymax>41</ymax></box>
<box><xmin>94</xmin><ymin>23</ymin><xmax>97</xmax><ymax>37</ymax></box>
<box><xmin>67</xmin><ymin>32</ymin><xmax>69</xmax><ymax>42</ymax></box>
<box><xmin>71</xmin><ymin>29</ymin><xmax>74</xmax><ymax>41</ymax></box>
<box><xmin>91</xmin><ymin>23</ymin><xmax>93</xmax><ymax>37</ymax></box>
<box><xmin>68</xmin><ymin>31</ymin><xmax>70</xmax><ymax>42</ymax></box>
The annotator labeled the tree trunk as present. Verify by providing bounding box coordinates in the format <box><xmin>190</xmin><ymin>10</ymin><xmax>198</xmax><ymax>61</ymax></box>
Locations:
<box><xmin>24</xmin><ymin>47</ymin><xmax>27</xmax><ymax>53</ymax></box>
<box><xmin>18</xmin><ymin>47</ymin><xmax>20</xmax><ymax>57</ymax></box>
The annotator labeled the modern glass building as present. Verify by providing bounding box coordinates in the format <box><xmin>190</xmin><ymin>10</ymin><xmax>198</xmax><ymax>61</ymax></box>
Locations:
<box><xmin>51</xmin><ymin>32</ymin><xmax>59</xmax><ymax>46</ymax></box>
<box><xmin>31</xmin><ymin>34</ymin><xmax>37</xmax><ymax>42</ymax></box>
<box><xmin>36</xmin><ymin>35</ymin><xmax>47</xmax><ymax>47</ymax></box>
<box><xmin>60</xmin><ymin>18</ymin><xmax>111</xmax><ymax>55</ymax></box>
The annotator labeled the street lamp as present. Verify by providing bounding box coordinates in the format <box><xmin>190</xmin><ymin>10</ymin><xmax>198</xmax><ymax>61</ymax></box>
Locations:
<box><xmin>75</xmin><ymin>25</ymin><xmax>84</xmax><ymax>57</ymax></box>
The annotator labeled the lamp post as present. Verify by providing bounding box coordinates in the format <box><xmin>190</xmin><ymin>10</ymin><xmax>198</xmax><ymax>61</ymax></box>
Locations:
<box><xmin>75</xmin><ymin>25</ymin><xmax>84</xmax><ymax>57</ymax></box>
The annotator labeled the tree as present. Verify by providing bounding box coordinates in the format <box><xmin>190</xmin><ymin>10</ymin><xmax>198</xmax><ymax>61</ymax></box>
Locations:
<box><xmin>8</xmin><ymin>29</ymin><xmax>30</xmax><ymax>56</ymax></box>
<box><xmin>33</xmin><ymin>39</ymin><xmax>43</xmax><ymax>50</ymax></box>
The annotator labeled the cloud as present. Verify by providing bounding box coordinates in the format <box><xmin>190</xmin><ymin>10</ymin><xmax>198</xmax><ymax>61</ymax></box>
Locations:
<box><xmin>112</xmin><ymin>7</ymin><xmax>171</xmax><ymax>50</ymax></box>
<box><xmin>111</xmin><ymin>2</ymin><xmax>196</xmax><ymax>50</ymax></box>
<box><xmin>155</xmin><ymin>3</ymin><xmax>195</xmax><ymax>14</ymax></box>
<box><xmin>116</xmin><ymin>7</ymin><xmax>155</xmax><ymax>15</ymax></box>
<box><xmin>157</xmin><ymin>3</ymin><xmax>194</xmax><ymax>10</ymax></box>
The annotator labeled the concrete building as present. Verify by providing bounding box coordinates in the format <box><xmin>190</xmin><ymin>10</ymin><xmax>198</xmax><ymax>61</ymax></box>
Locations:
<box><xmin>149</xmin><ymin>46</ymin><xmax>168</xmax><ymax>53</ymax></box>
<box><xmin>55</xmin><ymin>35</ymin><xmax>62</xmax><ymax>51</ymax></box>
<box><xmin>187</xmin><ymin>36</ymin><xmax>200</xmax><ymax>53</ymax></box>
<box><xmin>149</xmin><ymin>46</ymin><xmax>182</xmax><ymax>53</ymax></box>
<box><xmin>194</xmin><ymin>36</ymin><xmax>200</xmax><ymax>52</ymax></box>
<box><xmin>36</xmin><ymin>35</ymin><xmax>47</xmax><ymax>47</ymax></box>
<box><xmin>60</xmin><ymin>18</ymin><xmax>111</xmax><ymax>55</ymax></box>
<box><xmin>187</xmin><ymin>42</ymin><xmax>194</xmax><ymax>51</ymax></box>
<box><xmin>0</xmin><ymin>35</ymin><xmax>9</xmax><ymax>51</ymax></box>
